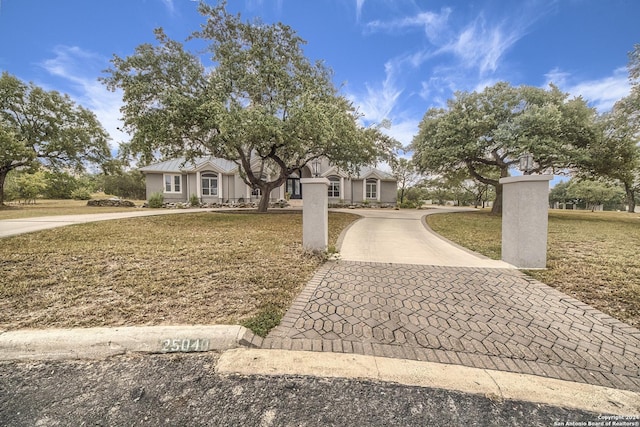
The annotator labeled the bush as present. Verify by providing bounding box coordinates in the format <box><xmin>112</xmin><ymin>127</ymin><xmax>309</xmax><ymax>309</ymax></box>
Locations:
<box><xmin>43</xmin><ymin>171</ymin><xmax>79</xmax><ymax>199</ymax></box>
<box><xmin>71</xmin><ymin>187</ymin><xmax>93</xmax><ymax>200</ymax></box>
<box><xmin>189</xmin><ymin>194</ymin><xmax>200</xmax><ymax>207</ymax></box>
<box><xmin>100</xmin><ymin>171</ymin><xmax>146</xmax><ymax>200</ymax></box>
<box><xmin>399</xmin><ymin>200</ymin><xmax>420</xmax><ymax>209</ymax></box>
<box><xmin>148</xmin><ymin>192</ymin><xmax>164</xmax><ymax>208</ymax></box>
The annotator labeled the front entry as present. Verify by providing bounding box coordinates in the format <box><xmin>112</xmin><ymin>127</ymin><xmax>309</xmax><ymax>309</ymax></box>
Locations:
<box><xmin>286</xmin><ymin>177</ymin><xmax>302</xmax><ymax>199</ymax></box>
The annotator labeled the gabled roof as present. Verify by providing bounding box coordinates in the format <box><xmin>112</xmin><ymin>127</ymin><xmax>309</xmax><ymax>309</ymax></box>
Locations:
<box><xmin>321</xmin><ymin>165</ymin><xmax>395</xmax><ymax>181</ymax></box>
<box><xmin>139</xmin><ymin>157</ymin><xmax>238</xmax><ymax>174</ymax></box>
<box><xmin>357</xmin><ymin>166</ymin><xmax>395</xmax><ymax>181</ymax></box>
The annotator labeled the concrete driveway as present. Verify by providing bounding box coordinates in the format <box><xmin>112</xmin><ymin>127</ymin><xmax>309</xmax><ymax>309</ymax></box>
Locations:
<box><xmin>0</xmin><ymin>208</ymin><xmax>217</xmax><ymax>238</ymax></box>
<box><xmin>336</xmin><ymin>207</ymin><xmax>514</xmax><ymax>268</ymax></box>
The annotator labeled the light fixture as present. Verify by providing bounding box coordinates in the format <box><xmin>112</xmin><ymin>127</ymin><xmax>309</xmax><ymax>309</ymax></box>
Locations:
<box><xmin>519</xmin><ymin>152</ymin><xmax>534</xmax><ymax>175</ymax></box>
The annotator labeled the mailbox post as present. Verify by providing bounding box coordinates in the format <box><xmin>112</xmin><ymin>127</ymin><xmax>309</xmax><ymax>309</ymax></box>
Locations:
<box><xmin>499</xmin><ymin>174</ymin><xmax>552</xmax><ymax>268</ymax></box>
<box><xmin>300</xmin><ymin>177</ymin><xmax>329</xmax><ymax>252</ymax></box>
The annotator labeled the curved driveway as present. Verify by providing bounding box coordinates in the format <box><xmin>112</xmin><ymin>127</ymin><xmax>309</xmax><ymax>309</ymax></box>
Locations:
<box><xmin>0</xmin><ymin>208</ymin><xmax>217</xmax><ymax>239</ymax></box>
<box><xmin>336</xmin><ymin>208</ymin><xmax>514</xmax><ymax>268</ymax></box>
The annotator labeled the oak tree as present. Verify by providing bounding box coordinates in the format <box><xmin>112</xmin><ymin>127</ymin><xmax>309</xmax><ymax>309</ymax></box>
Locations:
<box><xmin>411</xmin><ymin>82</ymin><xmax>597</xmax><ymax>214</ymax></box>
<box><xmin>0</xmin><ymin>72</ymin><xmax>111</xmax><ymax>206</ymax></box>
<box><xmin>103</xmin><ymin>2</ymin><xmax>397</xmax><ymax>212</ymax></box>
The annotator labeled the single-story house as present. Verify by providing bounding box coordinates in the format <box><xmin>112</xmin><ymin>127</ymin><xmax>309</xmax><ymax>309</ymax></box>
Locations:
<box><xmin>139</xmin><ymin>156</ymin><xmax>397</xmax><ymax>205</ymax></box>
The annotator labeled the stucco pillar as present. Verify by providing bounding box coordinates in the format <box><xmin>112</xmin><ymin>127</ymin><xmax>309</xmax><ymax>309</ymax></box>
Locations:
<box><xmin>301</xmin><ymin>178</ymin><xmax>329</xmax><ymax>252</ymax></box>
<box><xmin>217</xmin><ymin>172</ymin><xmax>223</xmax><ymax>200</ymax></box>
<box><xmin>340</xmin><ymin>177</ymin><xmax>345</xmax><ymax>200</ymax></box>
<box><xmin>499</xmin><ymin>175</ymin><xmax>553</xmax><ymax>268</ymax></box>
<box><xmin>377</xmin><ymin>179</ymin><xmax>381</xmax><ymax>202</ymax></box>
<box><xmin>196</xmin><ymin>171</ymin><xmax>201</xmax><ymax>199</ymax></box>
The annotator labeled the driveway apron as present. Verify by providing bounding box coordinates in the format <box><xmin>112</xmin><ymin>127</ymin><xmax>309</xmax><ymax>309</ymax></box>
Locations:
<box><xmin>266</xmin><ymin>208</ymin><xmax>640</xmax><ymax>393</ymax></box>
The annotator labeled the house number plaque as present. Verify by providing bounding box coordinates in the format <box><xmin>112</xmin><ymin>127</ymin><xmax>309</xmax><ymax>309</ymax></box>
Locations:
<box><xmin>160</xmin><ymin>338</ymin><xmax>210</xmax><ymax>353</ymax></box>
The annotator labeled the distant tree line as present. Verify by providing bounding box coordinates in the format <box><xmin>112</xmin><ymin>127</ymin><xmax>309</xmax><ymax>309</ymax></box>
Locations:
<box><xmin>3</xmin><ymin>169</ymin><xmax>146</xmax><ymax>204</ymax></box>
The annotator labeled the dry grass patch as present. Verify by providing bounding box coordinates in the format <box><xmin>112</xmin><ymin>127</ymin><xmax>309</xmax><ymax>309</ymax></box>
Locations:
<box><xmin>0</xmin><ymin>211</ymin><xmax>359</xmax><ymax>335</ymax></box>
<box><xmin>0</xmin><ymin>198</ymin><xmax>147</xmax><ymax>220</ymax></box>
<box><xmin>427</xmin><ymin>210</ymin><xmax>640</xmax><ymax>327</ymax></box>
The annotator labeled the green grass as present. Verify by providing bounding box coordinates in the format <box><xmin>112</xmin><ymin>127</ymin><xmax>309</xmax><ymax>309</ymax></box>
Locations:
<box><xmin>427</xmin><ymin>209</ymin><xmax>640</xmax><ymax>328</ymax></box>
<box><xmin>0</xmin><ymin>211</ymin><xmax>359</xmax><ymax>336</ymax></box>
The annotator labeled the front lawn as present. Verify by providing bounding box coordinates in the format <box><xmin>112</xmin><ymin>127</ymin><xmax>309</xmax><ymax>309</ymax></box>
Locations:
<box><xmin>0</xmin><ymin>212</ymin><xmax>359</xmax><ymax>336</ymax></box>
<box><xmin>427</xmin><ymin>210</ymin><xmax>640</xmax><ymax>328</ymax></box>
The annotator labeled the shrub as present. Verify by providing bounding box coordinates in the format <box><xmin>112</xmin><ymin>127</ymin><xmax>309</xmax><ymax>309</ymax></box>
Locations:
<box><xmin>43</xmin><ymin>171</ymin><xmax>79</xmax><ymax>199</ymax></box>
<box><xmin>71</xmin><ymin>187</ymin><xmax>93</xmax><ymax>200</ymax></box>
<box><xmin>148</xmin><ymin>192</ymin><xmax>164</xmax><ymax>208</ymax></box>
<box><xmin>399</xmin><ymin>200</ymin><xmax>420</xmax><ymax>209</ymax></box>
<box><xmin>189</xmin><ymin>194</ymin><xmax>200</xmax><ymax>207</ymax></box>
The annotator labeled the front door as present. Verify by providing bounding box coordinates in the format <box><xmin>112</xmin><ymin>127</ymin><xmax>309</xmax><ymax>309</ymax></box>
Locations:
<box><xmin>286</xmin><ymin>177</ymin><xmax>302</xmax><ymax>199</ymax></box>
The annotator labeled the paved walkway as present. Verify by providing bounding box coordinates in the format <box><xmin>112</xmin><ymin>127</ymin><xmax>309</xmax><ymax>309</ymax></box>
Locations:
<box><xmin>267</xmin><ymin>209</ymin><xmax>640</xmax><ymax>393</ymax></box>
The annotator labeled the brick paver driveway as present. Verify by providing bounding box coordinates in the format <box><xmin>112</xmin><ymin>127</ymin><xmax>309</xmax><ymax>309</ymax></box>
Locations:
<box><xmin>266</xmin><ymin>211</ymin><xmax>640</xmax><ymax>393</ymax></box>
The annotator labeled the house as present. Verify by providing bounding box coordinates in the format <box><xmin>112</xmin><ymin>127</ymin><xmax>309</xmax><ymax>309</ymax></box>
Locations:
<box><xmin>139</xmin><ymin>157</ymin><xmax>397</xmax><ymax>206</ymax></box>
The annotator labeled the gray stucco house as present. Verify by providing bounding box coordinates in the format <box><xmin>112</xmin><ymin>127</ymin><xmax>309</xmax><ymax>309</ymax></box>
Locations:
<box><xmin>139</xmin><ymin>157</ymin><xmax>397</xmax><ymax>205</ymax></box>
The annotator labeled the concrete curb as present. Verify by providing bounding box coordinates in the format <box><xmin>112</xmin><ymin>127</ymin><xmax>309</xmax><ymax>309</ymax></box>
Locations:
<box><xmin>0</xmin><ymin>325</ymin><xmax>263</xmax><ymax>361</ymax></box>
<box><xmin>217</xmin><ymin>348</ymin><xmax>640</xmax><ymax>416</ymax></box>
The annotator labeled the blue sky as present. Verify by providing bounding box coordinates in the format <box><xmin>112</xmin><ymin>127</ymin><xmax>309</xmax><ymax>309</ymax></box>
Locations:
<box><xmin>0</xmin><ymin>0</ymin><xmax>638</xmax><ymax>153</ymax></box>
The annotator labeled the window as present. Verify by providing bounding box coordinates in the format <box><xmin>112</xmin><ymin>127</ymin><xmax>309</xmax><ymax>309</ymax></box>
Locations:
<box><xmin>328</xmin><ymin>176</ymin><xmax>340</xmax><ymax>198</ymax></box>
<box><xmin>251</xmin><ymin>187</ymin><xmax>261</xmax><ymax>197</ymax></box>
<box><xmin>201</xmin><ymin>173</ymin><xmax>218</xmax><ymax>196</ymax></box>
<box><xmin>366</xmin><ymin>178</ymin><xmax>377</xmax><ymax>199</ymax></box>
<box><xmin>164</xmin><ymin>174</ymin><xmax>181</xmax><ymax>193</ymax></box>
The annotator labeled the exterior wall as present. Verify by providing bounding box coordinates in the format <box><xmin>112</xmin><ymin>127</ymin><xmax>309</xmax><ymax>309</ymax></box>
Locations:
<box><xmin>352</xmin><ymin>180</ymin><xmax>364</xmax><ymax>203</ymax></box>
<box><xmin>142</xmin><ymin>162</ymin><xmax>398</xmax><ymax>205</ymax></box>
<box><xmin>144</xmin><ymin>172</ymin><xmax>187</xmax><ymax>202</ymax></box>
<box><xmin>186</xmin><ymin>174</ymin><xmax>198</xmax><ymax>200</ymax></box>
<box><xmin>380</xmin><ymin>181</ymin><xmax>397</xmax><ymax>204</ymax></box>
<box><xmin>220</xmin><ymin>174</ymin><xmax>234</xmax><ymax>203</ymax></box>
<box><xmin>145</xmin><ymin>173</ymin><xmax>163</xmax><ymax>200</ymax></box>
<box><xmin>327</xmin><ymin>176</ymin><xmax>350</xmax><ymax>203</ymax></box>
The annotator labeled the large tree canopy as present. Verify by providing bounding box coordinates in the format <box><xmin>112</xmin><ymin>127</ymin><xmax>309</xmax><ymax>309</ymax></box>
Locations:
<box><xmin>410</xmin><ymin>82</ymin><xmax>598</xmax><ymax>214</ymax></box>
<box><xmin>102</xmin><ymin>2</ymin><xmax>397</xmax><ymax>211</ymax></box>
<box><xmin>0</xmin><ymin>72</ymin><xmax>111</xmax><ymax>206</ymax></box>
<box><xmin>580</xmin><ymin>45</ymin><xmax>640</xmax><ymax>213</ymax></box>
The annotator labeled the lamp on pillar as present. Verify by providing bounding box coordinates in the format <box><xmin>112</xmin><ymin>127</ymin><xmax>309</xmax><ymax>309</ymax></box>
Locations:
<box><xmin>519</xmin><ymin>152</ymin><xmax>534</xmax><ymax>175</ymax></box>
<box><xmin>312</xmin><ymin>159</ymin><xmax>321</xmax><ymax>178</ymax></box>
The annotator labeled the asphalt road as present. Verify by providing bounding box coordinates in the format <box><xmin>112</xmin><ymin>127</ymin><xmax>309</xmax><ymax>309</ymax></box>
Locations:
<box><xmin>0</xmin><ymin>352</ymin><xmax>606</xmax><ymax>427</ymax></box>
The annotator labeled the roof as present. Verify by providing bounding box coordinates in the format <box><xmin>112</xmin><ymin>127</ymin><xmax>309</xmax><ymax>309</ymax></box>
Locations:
<box><xmin>138</xmin><ymin>157</ymin><xmax>238</xmax><ymax>174</ymax></box>
<box><xmin>139</xmin><ymin>156</ymin><xmax>396</xmax><ymax>181</ymax></box>
<box><xmin>357</xmin><ymin>166</ymin><xmax>395</xmax><ymax>181</ymax></box>
<box><xmin>320</xmin><ymin>165</ymin><xmax>395</xmax><ymax>181</ymax></box>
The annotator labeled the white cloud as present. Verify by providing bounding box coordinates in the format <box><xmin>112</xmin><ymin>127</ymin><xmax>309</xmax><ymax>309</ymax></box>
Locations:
<box><xmin>356</xmin><ymin>0</ymin><xmax>365</xmax><ymax>22</ymax></box>
<box><xmin>40</xmin><ymin>45</ymin><xmax>128</xmax><ymax>151</ymax></box>
<box><xmin>544</xmin><ymin>67</ymin><xmax>630</xmax><ymax>112</ymax></box>
<box><xmin>437</xmin><ymin>15</ymin><xmax>525</xmax><ymax>76</ymax></box>
<box><xmin>160</xmin><ymin>0</ymin><xmax>175</xmax><ymax>14</ymax></box>
<box><xmin>365</xmin><ymin>8</ymin><xmax>451</xmax><ymax>45</ymax></box>
<box><xmin>381</xmin><ymin>117</ymin><xmax>420</xmax><ymax>148</ymax></box>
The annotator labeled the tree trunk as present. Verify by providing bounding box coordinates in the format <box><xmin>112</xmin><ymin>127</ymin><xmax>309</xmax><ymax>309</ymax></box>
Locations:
<box><xmin>257</xmin><ymin>192</ymin><xmax>270</xmax><ymax>212</ymax></box>
<box><xmin>256</xmin><ymin>180</ymin><xmax>285</xmax><ymax>213</ymax></box>
<box><xmin>625</xmin><ymin>183</ymin><xmax>636</xmax><ymax>213</ymax></box>
<box><xmin>0</xmin><ymin>170</ymin><xmax>7</xmax><ymax>206</ymax></box>
<box><xmin>490</xmin><ymin>183</ymin><xmax>503</xmax><ymax>215</ymax></box>
<box><xmin>489</xmin><ymin>166</ymin><xmax>510</xmax><ymax>216</ymax></box>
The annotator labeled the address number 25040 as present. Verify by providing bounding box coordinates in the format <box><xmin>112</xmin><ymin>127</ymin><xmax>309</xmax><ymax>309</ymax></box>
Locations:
<box><xmin>161</xmin><ymin>338</ymin><xmax>210</xmax><ymax>353</ymax></box>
